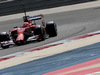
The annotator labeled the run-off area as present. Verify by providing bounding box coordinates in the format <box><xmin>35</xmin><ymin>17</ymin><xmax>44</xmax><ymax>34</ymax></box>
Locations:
<box><xmin>0</xmin><ymin>42</ymin><xmax>100</xmax><ymax>75</ymax></box>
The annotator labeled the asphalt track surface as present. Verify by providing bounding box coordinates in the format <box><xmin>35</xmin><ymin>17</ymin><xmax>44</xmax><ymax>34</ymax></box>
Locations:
<box><xmin>0</xmin><ymin>42</ymin><xmax>100</xmax><ymax>75</ymax></box>
<box><xmin>0</xmin><ymin>7</ymin><xmax>100</xmax><ymax>57</ymax></box>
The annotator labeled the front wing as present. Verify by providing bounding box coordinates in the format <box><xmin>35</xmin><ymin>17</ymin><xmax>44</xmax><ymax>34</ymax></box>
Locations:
<box><xmin>0</xmin><ymin>35</ymin><xmax>38</xmax><ymax>48</ymax></box>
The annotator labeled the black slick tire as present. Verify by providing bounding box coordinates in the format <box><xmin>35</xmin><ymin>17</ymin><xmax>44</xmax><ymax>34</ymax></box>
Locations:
<box><xmin>46</xmin><ymin>21</ymin><xmax>57</xmax><ymax>37</ymax></box>
<box><xmin>34</xmin><ymin>26</ymin><xmax>45</xmax><ymax>41</ymax></box>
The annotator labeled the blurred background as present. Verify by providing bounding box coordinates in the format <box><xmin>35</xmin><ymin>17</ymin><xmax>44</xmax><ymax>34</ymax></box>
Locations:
<box><xmin>0</xmin><ymin>0</ymin><xmax>96</xmax><ymax>16</ymax></box>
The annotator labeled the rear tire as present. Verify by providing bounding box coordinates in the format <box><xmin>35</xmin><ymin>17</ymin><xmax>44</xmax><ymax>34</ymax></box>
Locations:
<box><xmin>46</xmin><ymin>21</ymin><xmax>57</xmax><ymax>37</ymax></box>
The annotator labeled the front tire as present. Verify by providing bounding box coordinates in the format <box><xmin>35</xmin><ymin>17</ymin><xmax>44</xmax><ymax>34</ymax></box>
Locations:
<box><xmin>1</xmin><ymin>45</ymin><xmax>9</xmax><ymax>49</ymax></box>
<box><xmin>0</xmin><ymin>32</ymin><xmax>10</xmax><ymax>42</ymax></box>
<box><xmin>34</xmin><ymin>26</ymin><xmax>45</xmax><ymax>41</ymax></box>
<box><xmin>0</xmin><ymin>32</ymin><xmax>10</xmax><ymax>49</ymax></box>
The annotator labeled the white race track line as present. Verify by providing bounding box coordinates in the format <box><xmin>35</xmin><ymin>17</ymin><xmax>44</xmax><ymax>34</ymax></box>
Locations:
<box><xmin>0</xmin><ymin>0</ymin><xmax>100</xmax><ymax>22</ymax></box>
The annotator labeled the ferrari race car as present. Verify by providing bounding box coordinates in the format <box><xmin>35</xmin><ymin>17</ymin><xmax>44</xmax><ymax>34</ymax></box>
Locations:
<box><xmin>0</xmin><ymin>14</ymin><xmax>57</xmax><ymax>49</ymax></box>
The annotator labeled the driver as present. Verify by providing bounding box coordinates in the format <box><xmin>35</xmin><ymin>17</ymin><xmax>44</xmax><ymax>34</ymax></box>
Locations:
<box><xmin>22</xmin><ymin>17</ymin><xmax>32</xmax><ymax>27</ymax></box>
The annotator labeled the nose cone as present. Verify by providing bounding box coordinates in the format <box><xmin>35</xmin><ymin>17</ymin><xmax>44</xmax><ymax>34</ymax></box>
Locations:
<box><xmin>16</xmin><ymin>33</ymin><xmax>24</xmax><ymax>45</ymax></box>
<box><xmin>16</xmin><ymin>40</ymin><xmax>24</xmax><ymax>45</ymax></box>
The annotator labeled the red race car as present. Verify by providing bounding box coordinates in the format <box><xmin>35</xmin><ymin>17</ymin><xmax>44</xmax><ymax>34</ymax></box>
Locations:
<box><xmin>0</xmin><ymin>14</ymin><xmax>57</xmax><ymax>49</ymax></box>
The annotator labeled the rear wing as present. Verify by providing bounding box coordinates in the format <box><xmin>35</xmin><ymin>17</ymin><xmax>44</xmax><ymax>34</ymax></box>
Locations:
<box><xmin>23</xmin><ymin>14</ymin><xmax>43</xmax><ymax>21</ymax></box>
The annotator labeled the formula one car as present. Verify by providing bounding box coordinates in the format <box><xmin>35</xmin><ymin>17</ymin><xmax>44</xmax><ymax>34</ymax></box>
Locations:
<box><xmin>0</xmin><ymin>14</ymin><xmax>57</xmax><ymax>49</ymax></box>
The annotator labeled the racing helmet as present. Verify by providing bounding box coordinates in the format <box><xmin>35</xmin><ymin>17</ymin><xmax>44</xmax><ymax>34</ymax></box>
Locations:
<box><xmin>23</xmin><ymin>22</ymin><xmax>29</xmax><ymax>27</ymax></box>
